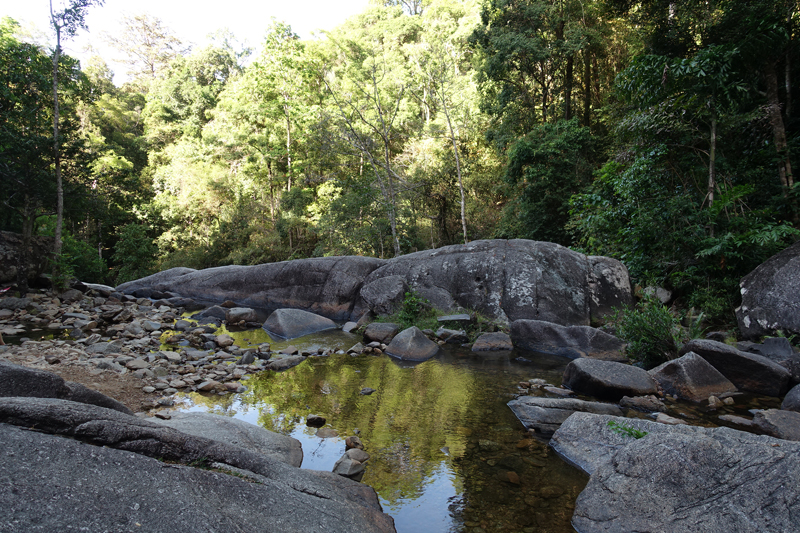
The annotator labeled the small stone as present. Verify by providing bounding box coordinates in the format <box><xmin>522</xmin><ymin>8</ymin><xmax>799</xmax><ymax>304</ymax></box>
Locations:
<box><xmin>506</xmin><ymin>471</ymin><xmax>521</xmax><ymax>484</ymax></box>
<box><xmin>723</xmin><ymin>397</ymin><xmax>735</xmax><ymax>405</ymax></box>
<box><xmin>216</xmin><ymin>334</ymin><xmax>235</xmax><ymax>348</ymax></box>
<box><xmin>142</xmin><ymin>386</ymin><xmax>156</xmax><ymax>393</ymax></box>
<box><xmin>197</xmin><ymin>380</ymin><xmax>220</xmax><ymax>391</ymax></box>
<box><xmin>359</xmin><ymin>387</ymin><xmax>376</xmax><ymax>396</ymax></box>
<box><xmin>125</xmin><ymin>358</ymin><xmax>150</xmax><ymax>370</ymax></box>
<box><xmin>540</xmin><ymin>486</ymin><xmax>564</xmax><ymax>499</ymax></box>
<box><xmin>346</xmin><ymin>448</ymin><xmax>370</xmax><ymax>463</ymax></box>
<box><xmin>316</xmin><ymin>428</ymin><xmax>339</xmax><ymax>438</ymax></box>
<box><xmin>655</xmin><ymin>413</ymin><xmax>688</xmax><ymax>425</ymax></box>
<box><xmin>708</xmin><ymin>395</ymin><xmax>724</xmax><ymax>409</ymax></box>
<box><xmin>544</xmin><ymin>386</ymin><xmax>574</xmax><ymax>397</ymax></box>
<box><xmin>345</xmin><ymin>436</ymin><xmax>364</xmax><ymax>450</ymax></box>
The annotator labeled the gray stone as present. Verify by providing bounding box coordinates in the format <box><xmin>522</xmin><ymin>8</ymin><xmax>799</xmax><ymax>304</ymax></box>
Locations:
<box><xmin>511</xmin><ymin>319</ymin><xmax>626</xmax><ymax>361</ymax></box>
<box><xmin>680</xmin><ymin>339</ymin><xmax>790</xmax><ymax>397</ymax></box>
<box><xmin>347</xmin><ymin>343</ymin><xmax>364</xmax><ymax>354</ymax></box>
<box><xmin>342</xmin><ymin>321</ymin><xmax>359</xmax><ymax>333</ymax></box>
<box><xmin>385</xmin><ymin>326</ymin><xmax>439</xmax><ymax>362</ymax></box>
<box><xmin>263</xmin><ymin>308</ymin><xmax>337</xmax><ymax>340</ymax></box>
<box><xmin>60</xmin><ymin>288</ymin><xmax>84</xmax><ymax>303</ymax></box>
<box><xmin>142</xmin><ymin>320</ymin><xmax>161</xmax><ymax>332</ymax></box>
<box><xmin>736</xmin><ymin>240</ymin><xmax>800</xmax><ymax>339</ymax></box>
<box><xmin>649</xmin><ymin>351</ymin><xmax>737</xmax><ymax>402</ymax></box>
<box><xmin>306</xmin><ymin>414</ymin><xmax>326</xmax><ymax>427</ymax></box>
<box><xmin>268</xmin><ymin>356</ymin><xmax>305</xmax><ymax>372</ymax></box>
<box><xmin>359</xmin><ymin>275</ymin><xmax>409</xmax><ymax>316</ymax></box>
<box><xmin>563</xmin><ymin>358</ymin><xmax>657</xmax><ymax>400</ymax></box>
<box><xmin>782</xmin><ymin>383</ymin><xmax>800</xmax><ymax>412</ymax></box>
<box><xmin>472</xmin><ymin>332</ymin><xmax>513</xmax><ymax>352</ymax></box>
<box><xmin>152</xmin><ymin>411</ymin><xmax>303</xmax><ymax>467</ymax></box>
<box><xmin>0</xmin><ymin>405</ymin><xmax>395</xmax><ymax>533</ymax></box>
<box><xmin>654</xmin><ymin>412</ymin><xmax>687</xmax><ymax>425</ymax></box>
<box><xmin>643</xmin><ymin>285</ymin><xmax>672</xmax><ymax>304</ymax></box>
<box><xmin>126</xmin><ymin>358</ymin><xmax>150</xmax><ymax>370</ymax></box>
<box><xmin>753</xmin><ymin>409</ymin><xmax>800</xmax><ymax>441</ymax></box>
<box><xmin>437</xmin><ymin>314</ymin><xmax>472</xmax><ymax>324</ymax></box>
<box><xmin>333</xmin><ymin>455</ymin><xmax>366</xmax><ymax>477</ymax></box>
<box><xmin>718</xmin><ymin>414</ymin><xmax>755</xmax><ymax>428</ymax></box>
<box><xmin>619</xmin><ymin>395</ymin><xmax>666</xmax><ymax>412</ymax></box>
<box><xmin>346</xmin><ymin>448</ymin><xmax>370</xmax><ymax>463</ymax></box>
<box><xmin>508</xmin><ymin>396</ymin><xmax>622</xmax><ymax>435</ymax></box>
<box><xmin>0</xmin><ymin>297</ymin><xmax>31</xmax><ymax>310</ymax></box>
<box><xmin>738</xmin><ymin>336</ymin><xmax>795</xmax><ymax>361</ymax></box>
<box><xmin>363</xmin><ymin>322</ymin><xmax>400</xmax><ymax>344</ymax></box>
<box><xmin>779</xmin><ymin>355</ymin><xmax>800</xmax><ymax>386</ymax></box>
<box><xmin>0</xmin><ymin>231</ymin><xmax>53</xmax><ymax>285</ymax></box>
<box><xmin>216</xmin><ymin>333</ymin><xmax>235</xmax><ymax>348</ymax></box>
<box><xmin>226</xmin><ymin>307</ymin><xmax>259</xmax><ymax>324</ymax></box>
<box><xmin>158</xmin><ymin>350</ymin><xmax>182</xmax><ymax>363</ymax></box>
<box><xmin>239</xmin><ymin>352</ymin><xmax>256</xmax><ymax>365</ymax></box>
<box><xmin>435</xmin><ymin>327</ymin><xmax>469</xmax><ymax>344</ymax></box>
<box><xmin>551</xmin><ymin>412</ymin><xmax>800</xmax><ymax>533</ymax></box>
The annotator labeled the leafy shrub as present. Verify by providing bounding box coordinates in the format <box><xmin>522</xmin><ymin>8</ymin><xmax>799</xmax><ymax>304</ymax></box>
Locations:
<box><xmin>610</xmin><ymin>295</ymin><xmax>680</xmax><ymax>369</ymax></box>
<box><xmin>112</xmin><ymin>224</ymin><xmax>157</xmax><ymax>284</ymax></box>
<box><xmin>607</xmin><ymin>420</ymin><xmax>648</xmax><ymax>439</ymax></box>
<box><xmin>397</xmin><ymin>291</ymin><xmax>434</xmax><ymax>329</ymax></box>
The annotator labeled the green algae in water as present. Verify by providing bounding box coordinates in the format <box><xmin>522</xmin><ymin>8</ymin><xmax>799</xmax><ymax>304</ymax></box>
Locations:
<box><xmin>175</xmin><ymin>344</ymin><xmax>587</xmax><ymax>533</ymax></box>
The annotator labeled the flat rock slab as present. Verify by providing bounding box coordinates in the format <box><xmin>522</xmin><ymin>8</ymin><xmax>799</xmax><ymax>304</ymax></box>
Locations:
<box><xmin>563</xmin><ymin>358</ymin><xmax>657</xmax><ymax>401</ymax></box>
<box><xmin>152</xmin><ymin>412</ymin><xmax>303</xmax><ymax>467</ymax></box>
<box><xmin>649</xmin><ymin>351</ymin><xmax>737</xmax><ymax>402</ymax></box>
<box><xmin>511</xmin><ymin>319</ymin><xmax>626</xmax><ymax>361</ymax></box>
<box><xmin>0</xmin><ymin>360</ymin><xmax>131</xmax><ymax>415</ymax></box>
<box><xmin>680</xmin><ymin>339</ymin><xmax>790</xmax><ymax>397</ymax></box>
<box><xmin>385</xmin><ymin>326</ymin><xmax>439</xmax><ymax>361</ymax></box>
<box><xmin>472</xmin><ymin>332</ymin><xmax>512</xmax><ymax>351</ymax></box>
<box><xmin>753</xmin><ymin>409</ymin><xmax>800</xmax><ymax>441</ymax></box>
<box><xmin>736</xmin><ymin>240</ymin><xmax>800</xmax><ymax>339</ymax></box>
<box><xmin>508</xmin><ymin>396</ymin><xmax>622</xmax><ymax>435</ymax></box>
<box><xmin>551</xmin><ymin>412</ymin><xmax>800</xmax><ymax>533</ymax></box>
<box><xmin>263</xmin><ymin>308</ymin><xmax>337</xmax><ymax>340</ymax></box>
<box><xmin>0</xmin><ymin>423</ymin><xmax>395</xmax><ymax>533</ymax></box>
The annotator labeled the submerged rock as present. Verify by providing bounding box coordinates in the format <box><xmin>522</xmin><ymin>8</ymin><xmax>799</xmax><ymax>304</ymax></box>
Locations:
<box><xmin>472</xmin><ymin>332</ymin><xmax>513</xmax><ymax>352</ymax></box>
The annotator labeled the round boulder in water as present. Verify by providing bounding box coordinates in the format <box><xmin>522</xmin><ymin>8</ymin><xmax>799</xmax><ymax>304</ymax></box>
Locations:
<box><xmin>262</xmin><ymin>308</ymin><xmax>337</xmax><ymax>340</ymax></box>
<box><xmin>385</xmin><ymin>326</ymin><xmax>439</xmax><ymax>362</ymax></box>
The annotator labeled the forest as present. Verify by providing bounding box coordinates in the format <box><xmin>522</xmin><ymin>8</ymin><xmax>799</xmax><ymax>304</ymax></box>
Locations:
<box><xmin>1</xmin><ymin>0</ymin><xmax>798</xmax><ymax>324</ymax></box>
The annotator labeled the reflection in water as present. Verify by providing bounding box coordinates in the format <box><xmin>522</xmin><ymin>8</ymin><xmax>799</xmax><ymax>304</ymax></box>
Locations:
<box><xmin>177</xmin><ymin>344</ymin><xmax>587</xmax><ymax>533</ymax></box>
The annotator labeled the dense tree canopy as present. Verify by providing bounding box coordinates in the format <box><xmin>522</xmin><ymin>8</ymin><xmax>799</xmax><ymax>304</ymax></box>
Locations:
<box><xmin>1</xmin><ymin>0</ymin><xmax>797</xmax><ymax>322</ymax></box>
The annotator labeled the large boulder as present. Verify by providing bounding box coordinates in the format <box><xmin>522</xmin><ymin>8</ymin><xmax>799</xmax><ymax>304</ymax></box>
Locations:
<box><xmin>551</xmin><ymin>412</ymin><xmax>800</xmax><ymax>533</ymax></box>
<box><xmin>0</xmin><ymin>399</ymin><xmax>395</xmax><ymax>533</ymax></box>
<box><xmin>471</xmin><ymin>332</ymin><xmax>513</xmax><ymax>352</ymax></box>
<box><xmin>0</xmin><ymin>360</ymin><xmax>132</xmax><ymax>415</ymax></box>
<box><xmin>361</xmin><ymin>240</ymin><xmax>632</xmax><ymax>325</ymax></box>
<box><xmin>263</xmin><ymin>308</ymin><xmax>337</xmax><ymax>340</ymax></box>
<box><xmin>152</xmin><ymin>412</ymin><xmax>303</xmax><ymax>467</ymax></box>
<box><xmin>562</xmin><ymin>358</ymin><xmax>658</xmax><ymax>400</ymax></box>
<box><xmin>225</xmin><ymin>307</ymin><xmax>259</xmax><ymax>324</ymax></box>
<box><xmin>736</xmin><ymin>240</ymin><xmax>800</xmax><ymax>339</ymax></box>
<box><xmin>363</xmin><ymin>322</ymin><xmax>401</xmax><ymax>344</ymax></box>
<box><xmin>782</xmin><ymin>383</ymin><xmax>800</xmax><ymax>412</ymax></box>
<box><xmin>680</xmin><ymin>339</ymin><xmax>791</xmax><ymax>397</ymax></box>
<box><xmin>117</xmin><ymin>257</ymin><xmax>384</xmax><ymax>321</ymax></box>
<box><xmin>359</xmin><ymin>275</ymin><xmax>409</xmax><ymax>316</ymax></box>
<box><xmin>649</xmin><ymin>351</ymin><xmax>737</xmax><ymax>402</ymax></box>
<box><xmin>384</xmin><ymin>327</ymin><xmax>439</xmax><ymax>362</ymax></box>
<box><xmin>511</xmin><ymin>319</ymin><xmax>626</xmax><ymax>361</ymax></box>
<box><xmin>0</xmin><ymin>231</ymin><xmax>53</xmax><ymax>285</ymax></box>
<box><xmin>508</xmin><ymin>396</ymin><xmax>623</xmax><ymax>435</ymax></box>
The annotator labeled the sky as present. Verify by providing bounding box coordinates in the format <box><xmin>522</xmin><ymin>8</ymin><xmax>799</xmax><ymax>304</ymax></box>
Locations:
<box><xmin>1</xmin><ymin>0</ymin><xmax>371</xmax><ymax>81</ymax></box>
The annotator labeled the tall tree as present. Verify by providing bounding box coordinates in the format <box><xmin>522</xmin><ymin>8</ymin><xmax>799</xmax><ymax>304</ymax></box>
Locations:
<box><xmin>49</xmin><ymin>0</ymin><xmax>103</xmax><ymax>264</ymax></box>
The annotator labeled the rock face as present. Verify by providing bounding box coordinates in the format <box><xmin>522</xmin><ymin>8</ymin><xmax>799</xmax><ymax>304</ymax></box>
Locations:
<box><xmin>562</xmin><ymin>358</ymin><xmax>658</xmax><ymax>400</ymax></box>
<box><xmin>263</xmin><ymin>308</ymin><xmax>337</xmax><ymax>340</ymax></box>
<box><xmin>0</xmin><ymin>399</ymin><xmax>395</xmax><ymax>533</ymax></box>
<box><xmin>117</xmin><ymin>257</ymin><xmax>384</xmax><ymax>321</ymax></box>
<box><xmin>511</xmin><ymin>319</ymin><xmax>626</xmax><ymax>361</ymax></box>
<box><xmin>508</xmin><ymin>396</ymin><xmax>622</xmax><ymax>435</ymax></box>
<box><xmin>384</xmin><ymin>327</ymin><xmax>439</xmax><ymax>362</ymax></box>
<box><xmin>649</xmin><ymin>351</ymin><xmax>737</xmax><ymax>402</ymax></box>
<box><xmin>551</xmin><ymin>412</ymin><xmax>800</xmax><ymax>533</ymax></box>
<box><xmin>152</xmin><ymin>411</ymin><xmax>303</xmax><ymax>467</ymax></box>
<box><xmin>0</xmin><ymin>231</ymin><xmax>54</xmax><ymax>285</ymax></box>
<box><xmin>0</xmin><ymin>360</ymin><xmax>132</xmax><ymax>415</ymax></box>
<box><xmin>679</xmin><ymin>339</ymin><xmax>791</xmax><ymax>397</ymax></box>
<box><xmin>361</xmin><ymin>240</ymin><xmax>632</xmax><ymax>325</ymax></box>
<box><xmin>116</xmin><ymin>240</ymin><xmax>631</xmax><ymax>325</ymax></box>
<box><xmin>782</xmin><ymin>384</ymin><xmax>800</xmax><ymax>412</ymax></box>
<box><xmin>736</xmin><ymin>240</ymin><xmax>800</xmax><ymax>339</ymax></box>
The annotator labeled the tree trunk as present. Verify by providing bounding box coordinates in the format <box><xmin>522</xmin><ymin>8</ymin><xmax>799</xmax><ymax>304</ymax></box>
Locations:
<box><xmin>583</xmin><ymin>50</ymin><xmax>591</xmax><ymax>127</ymax></box>
<box><xmin>565</xmin><ymin>56</ymin><xmax>573</xmax><ymax>120</ymax></box>
<box><xmin>439</xmin><ymin>91</ymin><xmax>468</xmax><ymax>244</ymax></box>
<box><xmin>765</xmin><ymin>61</ymin><xmax>795</xmax><ymax>192</ymax></box>
<box><xmin>51</xmin><ymin>9</ymin><xmax>63</xmax><ymax>263</ymax></box>
<box><xmin>284</xmin><ymin>102</ymin><xmax>292</xmax><ymax>191</ymax></box>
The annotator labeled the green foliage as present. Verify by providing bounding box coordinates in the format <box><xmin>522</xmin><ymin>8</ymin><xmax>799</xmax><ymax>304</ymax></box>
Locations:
<box><xmin>609</xmin><ymin>295</ymin><xmax>680</xmax><ymax>369</ymax></box>
<box><xmin>50</xmin><ymin>252</ymin><xmax>75</xmax><ymax>291</ymax></box>
<box><xmin>396</xmin><ymin>291</ymin><xmax>435</xmax><ymax>329</ymax></box>
<box><xmin>607</xmin><ymin>420</ymin><xmax>648</xmax><ymax>439</ymax></box>
<box><xmin>112</xmin><ymin>224</ymin><xmax>157</xmax><ymax>283</ymax></box>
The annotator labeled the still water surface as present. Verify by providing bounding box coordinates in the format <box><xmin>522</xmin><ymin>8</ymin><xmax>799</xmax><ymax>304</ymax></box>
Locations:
<box><xmin>175</xmin><ymin>328</ymin><xmax>588</xmax><ymax>533</ymax></box>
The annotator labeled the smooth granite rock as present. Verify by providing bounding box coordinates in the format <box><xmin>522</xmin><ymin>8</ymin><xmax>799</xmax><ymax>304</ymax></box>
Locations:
<box><xmin>263</xmin><ymin>308</ymin><xmax>337</xmax><ymax>340</ymax></box>
<box><xmin>782</xmin><ymin>383</ymin><xmax>800</xmax><ymax>412</ymax></box>
<box><xmin>152</xmin><ymin>411</ymin><xmax>303</xmax><ymax>467</ymax></box>
<box><xmin>363</xmin><ymin>322</ymin><xmax>401</xmax><ymax>344</ymax></box>
<box><xmin>511</xmin><ymin>319</ymin><xmax>626</xmax><ymax>361</ymax></box>
<box><xmin>680</xmin><ymin>339</ymin><xmax>790</xmax><ymax>397</ymax></box>
<box><xmin>551</xmin><ymin>412</ymin><xmax>800</xmax><ymax>533</ymax></box>
<box><xmin>562</xmin><ymin>358</ymin><xmax>657</xmax><ymax>400</ymax></box>
<box><xmin>753</xmin><ymin>409</ymin><xmax>800</xmax><ymax>441</ymax></box>
<box><xmin>508</xmin><ymin>396</ymin><xmax>622</xmax><ymax>435</ymax></box>
<box><xmin>472</xmin><ymin>332</ymin><xmax>513</xmax><ymax>352</ymax></box>
<box><xmin>649</xmin><ymin>351</ymin><xmax>737</xmax><ymax>402</ymax></box>
<box><xmin>384</xmin><ymin>327</ymin><xmax>439</xmax><ymax>361</ymax></box>
<box><xmin>736</xmin><ymin>240</ymin><xmax>800</xmax><ymax>339</ymax></box>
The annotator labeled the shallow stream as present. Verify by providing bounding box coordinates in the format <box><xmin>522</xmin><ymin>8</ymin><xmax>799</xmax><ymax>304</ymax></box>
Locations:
<box><xmin>172</xmin><ymin>328</ymin><xmax>589</xmax><ymax>533</ymax></box>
